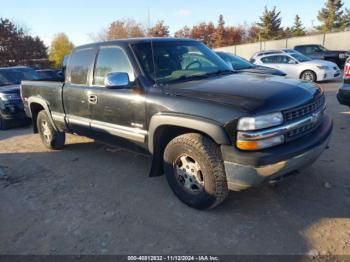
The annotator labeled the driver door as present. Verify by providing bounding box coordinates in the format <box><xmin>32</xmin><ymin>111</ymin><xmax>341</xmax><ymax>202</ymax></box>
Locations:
<box><xmin>273</xmin><ymin>55</ymin><xmax>299</xmax><ymax>78</ymax></box>
<box><xmin>87</xmin><ymin>45</ymin><xmax>146</xmax><ymax>145</ymax></box>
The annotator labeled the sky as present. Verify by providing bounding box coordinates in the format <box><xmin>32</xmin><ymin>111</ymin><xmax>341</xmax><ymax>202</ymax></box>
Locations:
<box><xmin>1</xmin><ymin>0</ymin><xmax>350</xmax><ymax>47</ymax></box>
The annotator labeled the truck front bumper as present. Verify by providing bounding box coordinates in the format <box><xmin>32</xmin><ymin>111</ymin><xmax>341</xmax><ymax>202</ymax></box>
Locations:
<box><xmin>221</xmin><ymin>114</ymin><xmax>333</xmax><ymax>191</ymax></box>
<box><xmin>0</xmin><ymin>101</ymin><xmax>31</xmax><ymax>127</ymax></box>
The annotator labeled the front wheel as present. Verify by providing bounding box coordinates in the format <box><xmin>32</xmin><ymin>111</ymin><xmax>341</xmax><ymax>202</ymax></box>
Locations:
<box><xmin>163</xmin><ymin>133</ymin><xmax>228</xmax><ymax>210</ymax></box>
<box><xmin>301</xmin><ymin>70</ymin><xmax>317</xmax><ymax>82</ymax></box>
<box><xmin>0</xmin><ymin>114</ymin><xmax>8</xmax><ymax>130</ymax></box>
<box><xmin>37</xmin><ymin>110</ymin><xmax>65</xmax><ymax>150</ymax></box>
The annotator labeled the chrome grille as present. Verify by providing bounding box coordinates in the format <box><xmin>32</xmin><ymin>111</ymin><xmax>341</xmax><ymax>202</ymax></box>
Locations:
<box><xmin>286</xmin><ymin>121</ymin><xmax>320</xmax><ymax>140</ymax></box>
<box><xmin>284</xmin><ymin>95</ymin><xmax>325</xmax><ymax>122</ymax></box>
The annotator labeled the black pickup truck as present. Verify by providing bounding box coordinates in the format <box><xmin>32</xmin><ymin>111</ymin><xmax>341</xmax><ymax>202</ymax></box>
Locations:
<box><xmin>21</xmin><ymin>38</ymin><xmax>333</xmax><ymax>209</ymax></box>
<box><xmin>294</xmin><ymin>44</ymin><xmax>349</xmax><ymax>68</ymax></box>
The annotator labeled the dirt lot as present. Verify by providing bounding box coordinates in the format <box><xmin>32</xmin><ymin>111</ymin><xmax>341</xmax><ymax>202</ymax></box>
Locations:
<box><xmin>0</xmin><ymin>80</ymin><xmax>349</xmax><ymax>256</ymax></box>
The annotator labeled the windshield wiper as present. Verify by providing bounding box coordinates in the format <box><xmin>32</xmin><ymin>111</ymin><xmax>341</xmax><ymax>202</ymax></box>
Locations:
<box><xmin>203</xmin><ymin>69</ymin><xmax>235</xmax><ymax>76</ymax></box>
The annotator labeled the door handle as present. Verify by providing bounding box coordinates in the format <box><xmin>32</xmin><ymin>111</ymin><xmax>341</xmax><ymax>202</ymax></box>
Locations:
<box><xmin>88</xmin><ymin>94</ymin><xmax>98</xmax><ymax>104</ymax></box>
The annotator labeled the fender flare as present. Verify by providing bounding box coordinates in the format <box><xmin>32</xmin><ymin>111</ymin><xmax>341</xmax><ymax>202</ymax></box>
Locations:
<box><xmin>147</xmin><ymin>113</ymin><xmax>230</xmax><ymax>154</ymax></box>
<box><xmin>27</xmin><ymin>96</ymin><xmax>58</xmax><ymax>131</ymax></box>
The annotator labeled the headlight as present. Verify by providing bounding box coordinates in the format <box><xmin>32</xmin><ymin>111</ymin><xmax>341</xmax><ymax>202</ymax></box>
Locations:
<box><xmin>0</xmin><ymin>93</ymin><xmax>20</xmax><ymax>101</ymax></box>
<box><xmin>237</xmin><ymin>112</ymin><xmax>284</xmax><ymax>150</ymax></box>
<box><xmin>317</xmin><ymin>66</ymin><xmax>329</xmax><ymax>70</ymax></box>
<box><xmin>237</xmin><ymin>112</ymin><xmax>284</xmax><ymax>131</ymax></box>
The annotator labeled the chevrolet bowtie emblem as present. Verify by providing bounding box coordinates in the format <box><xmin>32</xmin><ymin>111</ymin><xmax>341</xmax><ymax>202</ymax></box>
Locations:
<box><xmin>311</xmin><ymin>111</ymin><xmax>321</xmax><ymax>123</ymax></box>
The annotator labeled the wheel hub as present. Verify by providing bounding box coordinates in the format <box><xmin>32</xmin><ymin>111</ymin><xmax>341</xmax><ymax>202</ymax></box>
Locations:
<box><xmin>174</xmin><ymin>155</ymin><xmax>204</xmax><ymax>193</ymax></box>
<box><xmin>41</xmin><ymin>120</ymin><xmax>51</xmax><ymax>141</ymax></box>
<box><xmin>302</xmin><ymin>72</ymin><xmax>314</xmax><ymax>81</ymax></box>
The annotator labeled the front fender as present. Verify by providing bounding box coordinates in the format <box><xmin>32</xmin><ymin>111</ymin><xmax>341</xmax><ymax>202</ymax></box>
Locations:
<box><xmin>148</xmin><ymin>113</ymin><xmax>230</xmax><ymax>153</ymax></box>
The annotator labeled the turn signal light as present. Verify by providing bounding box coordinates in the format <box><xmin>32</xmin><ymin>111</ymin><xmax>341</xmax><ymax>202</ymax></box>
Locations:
<box><xmin>236</xmin><ymin>140</ymin><xmax>258</xmax><ymax>150</ymax></box>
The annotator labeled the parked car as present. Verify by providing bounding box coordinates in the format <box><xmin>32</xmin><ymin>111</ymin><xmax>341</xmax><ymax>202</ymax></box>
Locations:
<box><xmin>343</xmin><ymin>57</ymin><xmax>350</xmax><ymax>83</ymax></box>
<box><xmin>36</xmin><ymin>69</ymin><xmax>64</xmax><ymax>81</ymax></box>
<box><xmin>294</xmin><ymin>44</ymin><xmax>349</xmax><ymax>68</ymax></box>
<box><xmin>216</xmin><ymin>51</ymin><xmax>286</xmax><ymax>76</ymax></box>
<box><xmin>337</xmin><ymin>57</ymin><xmax>350</xmax><ymax>107</ymax></box>
<box><xmin>253</xmin><ymin>52</ymin><xmax>340</xmax><ymax>82</ymax></box>
<box><xmin>21</xmin><ymin>38</ymin><xmax>332</xmax><ymax>209</ymax></box>
<box><xmin>337</xmin><ymin>84</ymin><xmax>350</xmax><ymax>108</ymax></box>
<box><xmin>250</xmin><ymin>48</ymin><xmax>301</xmax><ymax>63</ymax></box>
<box><xmin>0</xmin><ymin>66</ymin><xmax>39</xmax><ymax>129</ymax></box>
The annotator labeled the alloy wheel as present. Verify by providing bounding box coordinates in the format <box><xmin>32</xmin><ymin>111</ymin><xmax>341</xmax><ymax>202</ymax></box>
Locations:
<box><xmin>174</xmin><ymin>154</ymin><xmax>204</xmax><ymax>194</ymax></box>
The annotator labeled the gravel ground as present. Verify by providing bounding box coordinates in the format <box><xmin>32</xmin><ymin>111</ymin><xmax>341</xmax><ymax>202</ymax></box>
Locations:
<box><xmin>0</xmin><ymin>80</ymin><xmax>349</xmax><ymax>256</ymax></box>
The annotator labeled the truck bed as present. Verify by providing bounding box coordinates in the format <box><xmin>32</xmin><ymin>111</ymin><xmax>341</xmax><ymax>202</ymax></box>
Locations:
<box><xmin>21</xmin><ymin>80</ymin><xmax>65</xmax><ymax>115</ymax></box>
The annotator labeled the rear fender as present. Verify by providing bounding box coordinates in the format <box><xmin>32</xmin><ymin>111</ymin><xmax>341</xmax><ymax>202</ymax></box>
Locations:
<box><xmin>28</xmin><ymin>97</ymin><xmax>58</xmax><ymax>132</ymax></box>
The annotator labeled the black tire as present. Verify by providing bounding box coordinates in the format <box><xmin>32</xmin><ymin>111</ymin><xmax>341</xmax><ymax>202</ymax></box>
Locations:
<box><xmin>163</xmin><ymin>133</ymin><xmax>228</xmax><ymax>210</ymax></box>
<box><xmin>0</xmin><ymin>114</ymin><xmax>8</xmax><ymax>130</ymax></box>
<box><xmin>37</xmin><ymin>110</ymin><xmax>65</xmax><ymax>150</ymax></box>
<box><xmin>300</xmin><ymin>70</ymin><xmax>317</xmax><ymax>82</ymax></box>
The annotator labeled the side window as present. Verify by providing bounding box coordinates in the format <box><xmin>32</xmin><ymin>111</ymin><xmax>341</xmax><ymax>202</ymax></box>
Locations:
<box><xmin>305</xmin><ymin>46</ymin><xmax>314</xmax><ymax>54</ymax></box>
<box><xmin>275</xmin><ymin>55</ymin><xmax>292</xmax><ymax>64</ymax></box>
<box><xmin>261</xmin><ymin>56</ymin><xmax>276</xmax><ymax>63</ymax></box>
<box><xmin>93</xmin><ymin>47</ymin><xmax>135</xmax><ymax>86</ymax></box>
<box><xmin>68</xmin><ymin>48</ymin><xmax>96</xmax><ymax>85</ymax></box>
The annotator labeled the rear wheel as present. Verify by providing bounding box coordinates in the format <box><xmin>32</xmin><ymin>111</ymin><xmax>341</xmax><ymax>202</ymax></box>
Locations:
<box><xmin>37</xmin><ymin>110</ymin><xmax>65</xmax><ymax>150</ymax></box>
<box><xmin>163</xmin><ymin>133</ymin><xmax>228</xmax><ymax>210</ymax></box>
<box><xmin>301</xmin><ymin>70</ymin><xmax>316</xmax><ymax>82</ymax></box>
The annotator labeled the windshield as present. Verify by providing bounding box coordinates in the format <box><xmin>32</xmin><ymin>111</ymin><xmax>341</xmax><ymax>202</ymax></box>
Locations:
<box><xmin>290</xmin><ymin>53</ymin><xmax>312</xmax><ymax>62</ymax></box>
<box><xmin>0</xmin><ymin>68</ymin><xmax>41</xmax><ymax>86</ymax></box>
<box><xmin>314</xmin><ymin>45</ymin><xmax>328</xmax><ymax>52</ymax></box>
<box><xmin>218</xmin><ymin>52</ymin><xmax>254</xmax><ymax>70</ymax></box>
<box><xmin>132</xmin><ymin>40</ymin><xmax>232</xmax><ymax>84</ymax></box>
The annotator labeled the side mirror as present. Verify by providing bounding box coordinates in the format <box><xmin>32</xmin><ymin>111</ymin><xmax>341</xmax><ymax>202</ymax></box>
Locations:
<box><xmin>288</xmin><ymin>60</ymin><xmax>297</xmax><ymax>64</ymax></box>
<box><xmin>105</xmin><ymin>72</ymin><xmax>130</xmax><ymax>89</ymax></box>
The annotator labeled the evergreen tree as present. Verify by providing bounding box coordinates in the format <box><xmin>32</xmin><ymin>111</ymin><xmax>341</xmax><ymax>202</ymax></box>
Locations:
<box><xmin>256</xmin><ymin>6</ymin><xmax>283</xmax><ymax>40</ymax></box>
<box><xmin>0</xmin><ymin>18</ymin><xmax>47</xmax><ymax>67</ymax></box>
<box><xmin>291</xmin><ymin>15</ymin><xmax>306</xmax><ymax>36</ymax></box>
<box><xmin>212</xmin><ymin>15</ymin><xmax>226</xmax><ymax>48</ymax></box>
<box><xmin>317</xmin><ymin>0</ymin><xmax>346</xmax><ymax>32</ymax></box>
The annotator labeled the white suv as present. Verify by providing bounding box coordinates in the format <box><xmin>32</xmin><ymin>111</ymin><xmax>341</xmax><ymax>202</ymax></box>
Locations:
<box><xmin>253</xmin><ymin>52</ymin><xmax>340</xmax><ymax>82</ymax></box>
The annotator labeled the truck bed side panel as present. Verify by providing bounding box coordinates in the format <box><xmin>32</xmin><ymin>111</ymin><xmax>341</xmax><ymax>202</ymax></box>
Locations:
<box><xmin>21</xmin><ymin>81</ymin><xmax>65</xmax><ymax>114</ymax></box>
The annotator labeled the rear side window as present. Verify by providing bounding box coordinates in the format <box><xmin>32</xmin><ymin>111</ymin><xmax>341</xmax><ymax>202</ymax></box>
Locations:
<box><xmin>93</xmin><ymin>46</ymin><xmax>135</xmax><ymax>86</ymax></box>
<box><xmin>261</xmin><ymin>56</ymin><xmax>276</xmax><ymax>63</ymax></box>
<box><xmin>68</xmin><ymin>48</ymin><xmax>96</xmax><ymax>85</ymax></box>
<box><xmin>261</xmin><ymin>55</ymin><xmax>292</xmax><ymax>64</ymax></box>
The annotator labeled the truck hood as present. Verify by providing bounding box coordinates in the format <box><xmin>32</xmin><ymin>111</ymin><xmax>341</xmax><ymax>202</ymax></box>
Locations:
<box><xmin>163</xmin><ymin>74</ymin><xmax>322</xmax><ymax>114</ymax></box>
<box><xmin>0</xmin><ymin>84</ymin><xmax>20</xmax><ymax>94</ymax></box>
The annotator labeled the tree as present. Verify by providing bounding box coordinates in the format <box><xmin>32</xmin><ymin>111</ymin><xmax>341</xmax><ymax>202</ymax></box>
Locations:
<box><xmin>245</xmin><ymin>24</ymin><xmax>260</xmax><ymax>42</ymax></box>
<box><xmin>291</xmin><ymin>15</ymin><xmax>306</xmax><ymax>36</ymax></box>
<box><xmin>317</xmin><ymin>0</ymin><xmax>346</xmax><ymax>32</ymax></box>
<box><xmin>48</xmin><ymin>33</ymin><xmax>74</xmax><ymax>68</ymax></box>
<box><xmin>0</xmin><ymin>18</ymin><xmax>47</xmax><ymax>67</ymax></box>
<box><xmin>225</xmin><ymin>26</ymin><xmax>245</xmax><ymax>46</ymax></box>
<box><xmin>339</xmin><ymin>8</ymin><xmax>350</xmax><ymax>29</ymax></box>
<box><xmin>147</xmin><ymin>20</ymin><xmax>169</xmax><ymax>37</ymax></box>
<box><xmin>189</xmin><ymin>22</ymin><xmax>215</xmax><ymax>47</ymax></box>
<box><xmin>256</xmin><ymin>6</ymin><xmax>283</xmax><ymax>40</ymax></box>
<box><xmin>106</xmin><ymin>19</ymin><xmax>145</xmax><ymax>39</ymax></box>
<box><xmin>174</xmin><ymin>26</ymin><xmax>191</xmax><ymax>38</ymax></box>
<box><xmin>212</xmin><ymin>15</ymin><xmax>226</xmax><ymax>48</ymax></box>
